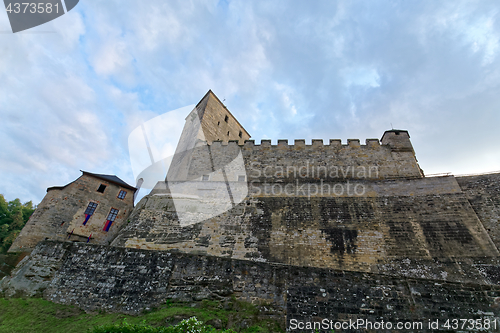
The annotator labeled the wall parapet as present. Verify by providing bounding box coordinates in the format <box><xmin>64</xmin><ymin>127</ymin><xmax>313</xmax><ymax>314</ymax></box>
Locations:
<box><xmin>242</xmin><ymin>138</ymin><xmax>384</xmax><ymax>149</ymax></box>
<box><xmin>192</xmin><ymin>135</ymin><xmax>423</xmax><ymax>180</ymax></box>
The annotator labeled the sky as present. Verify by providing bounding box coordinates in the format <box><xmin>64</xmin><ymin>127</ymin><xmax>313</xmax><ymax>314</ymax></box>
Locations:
<box><xmin>1</xmin><ymin>0</ymin><xmax>499</xmax><ymax>205</ymax></box>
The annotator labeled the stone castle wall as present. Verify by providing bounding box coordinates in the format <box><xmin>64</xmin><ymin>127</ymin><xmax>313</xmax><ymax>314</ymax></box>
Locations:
<box><xmin>112</xmin><ymin>174</ymin><xmax>499</xmax><ymax>282</ymax></box>
<box><xmin>457</xmin><ymin>173</ymin><xmax>500</xmax><ymax>250</ymax></box>
<box><xmin>173</xmin><ymin>136</ymin><xmax>423</xmax><ymax>183</ymax></box>
<box><xmin>2</xmin><ymin>241</ymin><xmax>500</xmax><ymax>332</ymax></box>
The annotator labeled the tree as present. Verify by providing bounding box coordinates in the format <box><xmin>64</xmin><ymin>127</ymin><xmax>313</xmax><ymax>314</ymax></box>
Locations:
<box><xmin>2</xmin><ymin>231</ymin><xmax>20</xmax><ymax>253</ymax></box>
<box><xmin>21</xmin><ymin>201</ymin><xmax>34</xmax><ymax>222</ymax></box>
<box><xmin>7</xmin><ymin>198</ymin><xmax>22</xmax><ymax>214</ymax></box>
<box><xmin>0</xmin><ymin>194</ymin><xmax>36</xmax><ymax>253</ymax></box>
<box><xmin>0</xmin><ymin>194</ymin><xmax>9</xmax><ymax>225</ymax></box>
<box><xmin>0</xmin><ymin>224</ymin><xmax>9</xmax><ymax>240</ymax></box>
<box><xmin>10</xmin><ymin>209</ymin><xmax>24</xmax><ymax>231</ymax></box>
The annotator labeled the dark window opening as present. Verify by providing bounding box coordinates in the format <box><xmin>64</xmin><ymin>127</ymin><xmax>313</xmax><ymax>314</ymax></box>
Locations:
<box><xmin>107</xmin><ymin>208</ymin><xmax>119</xmax><ymax>222</ymax></box>
<box><xmin>239</xmin><ymin>131</ymin><xmax>242</xmax><ymax>138</ymax></box>
<box><xmin>202</xmin><ymin>175</ymin><xmax>209</xmax><ymax>181</ymax></box>
<box><xmin>84</xmin><ymin>202</ymin><xmax>98</xmax><ymax>215</ymax></box>
<box><xmin>97</xmin><ymin>184</ymin><xmax>107</xmax><ymax>193</ymax></box>
<box><xmin>395</xmin><ymin>131</ymin><xmax>400</xmax><ymax>135</ymax></box>
<box><xmin>217</xmin><ymin>121</ymin><xmax>220</xmax><ymax>126</ymax></box>
<box><xmin>224</xmin><ymin>115</ymin><xmax>228</xmax><ymax>122</ymax></box>
<box><xmin>83</xmin><ymin>202</ymin><xmax>98</xmax><ymax>225</ymax></box>
<box><xmin>227</xmin><ymin>131</ymin><xmax>230</xmax><ymax>136</ymax></box>
<box><xmin>103</xmin><ymin>208</ymin><xmax>119</xmax><ymax>232</ymax></box>
<box><xmin>117</xmin><ymin>190</ymin><xmax>127</xmax><ymax>199</ymax></box>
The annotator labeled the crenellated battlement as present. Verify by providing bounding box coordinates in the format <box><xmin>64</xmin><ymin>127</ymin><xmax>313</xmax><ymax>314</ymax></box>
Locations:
<box><xmin>238</xmin><ymin>138</ymin><xmax>383</xmax><ymax>150</ymax></box>
<box><xmin>177</xmin><ymin>131</ymin><xmax>423</xmax><ymax>182</ymax></box>
<box><xmin>166</xmin><ymin>90</ymin><xmax>422</xmax><ymax>183</ymax></box>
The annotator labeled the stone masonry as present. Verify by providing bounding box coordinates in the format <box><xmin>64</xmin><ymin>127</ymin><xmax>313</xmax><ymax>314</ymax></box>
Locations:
<box><xmin>2</xmin><ymin>240</ymin><xmax>500</xmax><ymax>332</ymax></box>
<box><xmin>2</xmin><ymin>91</ymin><xmax>500</xmax><ymax>332</ymax></box>
<box><xmin>9</xmin><ymin>171</ymin><xmax>136</xmax><ymax>252</ymax></box>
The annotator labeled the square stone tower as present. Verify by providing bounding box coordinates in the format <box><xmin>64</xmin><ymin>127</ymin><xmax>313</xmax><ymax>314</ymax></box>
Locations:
<box><xmin>166</xmin><ymin>90</ymin><xmax>251</xmax><ymax>182</ymax></box>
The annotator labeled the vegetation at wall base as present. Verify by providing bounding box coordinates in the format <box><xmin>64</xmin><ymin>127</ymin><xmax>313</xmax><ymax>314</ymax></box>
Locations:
<box><xmin>0</xmin><ymin>298</ymin><xmax>283</xmax><ymax>333</ymax></box>
<box><xmin>0</xmin><ymin>194</ymin><xmax>35</xmax><ymax>254</ymax></box>
<box><xmin>90</xmin><ymin>317</ymin><xmax>235</xmax><ymax>333</ymax></box>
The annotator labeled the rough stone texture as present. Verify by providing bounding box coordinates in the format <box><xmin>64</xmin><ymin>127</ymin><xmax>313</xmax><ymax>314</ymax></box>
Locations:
<box><xmin>9</xmin><ymin>172</ymin><xmax>135</xmax><ymax>253</ymax></box>
<box><xmin>457</xmin><ymin>173</ymin><xmax>500</xmax><ymax>250</ymax></box>
<box><xmin>168</xmin><ymin>130</ymin><xmax>422</xmax><ymax>186</ymax></box>
<box><xmin>238</xmin><ymin>135</ymin><xmax>423</xmax><ymax>182</ymax></box>
<box><xmin>286</xmin><ymin>267</ymin><xmax>500</xmax><ymax>332</ymax></box>
<box><xmin>1</xmin><ymin>242</ymin><xmax>67</xmax><ymax>297</ymax></box>
<box><xmin>112</xmin><ymin>175</ymin><xmax>498</xmax><ymax>285</ymax></box>
<box><xmin>0</xmin><ymin>253</ymin><xmax>27</xmax><ymax>280</ymax></box>
<box><xmin>5</xmin><ymin>91</ymin><xmax>500</xmax><ymax>331</ymax></box>
<box><xmin>1</xmin><ymin>241</ymin><xmax>286</xmax><ymax>316</ymax></box>
<box><xmin>2</xmin><ymin>241</ymin><xmax>500</xmax><ymax>332</ymax></box>
<box><xmin>197</xmin><ymin>90</ymin><xmax>251</xmax><ymax>146</ymax></box>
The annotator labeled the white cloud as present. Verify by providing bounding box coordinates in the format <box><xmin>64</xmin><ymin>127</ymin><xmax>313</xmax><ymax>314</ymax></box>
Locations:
<box><xmin>1</xmin><ymin>0</ymin><xmax>500</xmax><ymax>203</ymax></box>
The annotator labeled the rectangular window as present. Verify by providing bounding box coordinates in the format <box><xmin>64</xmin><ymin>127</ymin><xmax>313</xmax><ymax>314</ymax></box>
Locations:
<box><xmin>97</xmin><ymin>184</ymin><xmax>107</xmax><ymax>193</ymax></box>
<box><xmin>117</xmin><ymin>190</ymin><xmax>127</xmax><ymax>199</ymax></box>
<box><xmin>224</xmin><ymin>115</ymin><xmax>228</xmax><ymax>122</ymax></box>
<box><xmin>107</xmin><ymin>208</ymin><xmax>119</xmax><ymax>222</ymax></box>
<box><xmin>83</xmin><ymin>202</ymin><xmax>98</xmax><ymax>225</ymax></box>
<box><xmin>239</xmin><ymin>131</ymin><xmax>242</xmax><ymax>138</ymax></box>
<box><xmin>84</xmin><ymin>202</ymin><xmax>98</xmax><ymax>215</ymax></box>
<box><xmin>238</xmin><ymin>175</ymin><xmax>246</xmax><ymax>182</ymax></box>
<box><xmin>202</xmin><ymin>175</ymin><xmax>209</xmax><ymax>181</ymax></box>
<box><xmin>103</xmin><ymin>208</ymin><xmax>119</xmax><ymax>232</ymax></box>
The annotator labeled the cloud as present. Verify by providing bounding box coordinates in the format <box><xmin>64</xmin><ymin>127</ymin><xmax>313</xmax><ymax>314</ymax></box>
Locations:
<box><xmin>1</xmin><ymin>0</ymin><xmax>500</xmax><ymax>203</ymax></box>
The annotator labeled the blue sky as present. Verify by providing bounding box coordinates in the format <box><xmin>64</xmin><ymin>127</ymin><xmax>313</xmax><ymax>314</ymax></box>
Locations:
<box><xmin>1</xmin><ymin>0</ymin><xmax>499</xmax><ymax>204</ymax></box>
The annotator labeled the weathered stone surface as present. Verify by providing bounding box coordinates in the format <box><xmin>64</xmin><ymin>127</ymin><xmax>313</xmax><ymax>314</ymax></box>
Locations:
<box><xmin>112</xmin><ymin>175</ymin><xmax>499</xmax><ymax>285</ymax></box>
<box><xmin>0</xmin><ymin>253</ymin><xmax>27</xmax><ymax>280</ymax></box>
<box><xmin>457</xmin><ymin>173</ymin><xmax>500</xmax><ymax>250</ymax></box>
<box><xmin>1</xmin><ymin>242</ymin><xmax>67</xmax><ymax>297</ymax></box>
<box><xmin>9</xmin><ymin>172</ymin><xmax>136</xmax><ymax>253</ymax></box>
<box><xmin>2</xmin><ymin>241</ymin><xmax>500</xmax><ymax>332</ymax></box>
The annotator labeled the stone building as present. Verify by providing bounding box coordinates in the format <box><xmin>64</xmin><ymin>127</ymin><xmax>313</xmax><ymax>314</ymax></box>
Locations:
<box><xmin>3</xmin><ymin>91</ymin><xmax>500</xmax><ymax>331</ymax></box>
<box><xmin>9</xmin><ymin>171</ymin><xmax>136</xmax><ymax>252</ymax></box>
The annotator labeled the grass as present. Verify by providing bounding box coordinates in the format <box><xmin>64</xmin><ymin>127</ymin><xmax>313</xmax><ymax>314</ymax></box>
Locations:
<box><xmin>0</xmin><ymin>298</ymin><xmax>284</xmax><ymax>333</ymax></box>
<box><xmin>90</xmin><ymin>317</ymin><xmax>234</xmax><ymax>333</ymax></box>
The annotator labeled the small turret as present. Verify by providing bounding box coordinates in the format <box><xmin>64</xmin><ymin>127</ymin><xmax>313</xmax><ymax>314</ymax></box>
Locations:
<box><xmin>381</xmin><ymin>130</ymin><xmax>414</xmax><ymax>153</ymax></box>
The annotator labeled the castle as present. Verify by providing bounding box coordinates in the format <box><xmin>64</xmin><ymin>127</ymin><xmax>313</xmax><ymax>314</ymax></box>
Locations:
<box><xmin>2</xmin><ymin>90</ymin><xmax>500</xmax><ymax>332</ymax></box>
